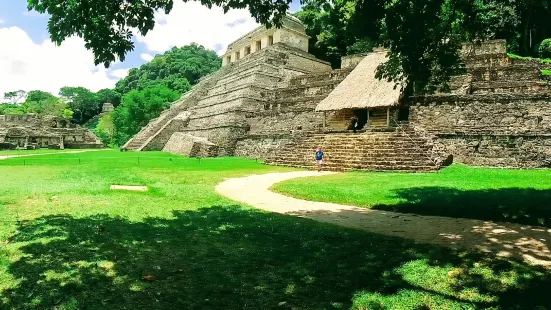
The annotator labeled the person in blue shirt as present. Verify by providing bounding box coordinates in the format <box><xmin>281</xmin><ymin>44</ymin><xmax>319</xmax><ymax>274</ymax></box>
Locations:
<box><xmin>314</xmin><ymin>146</ymin><xmax>324</xmax><ymax>172</ymax></box>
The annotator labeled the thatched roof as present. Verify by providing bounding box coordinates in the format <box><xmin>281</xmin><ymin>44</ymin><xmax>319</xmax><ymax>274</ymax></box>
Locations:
<box><xmin>315</xmin><ymin>51</ymin><xmax>402</xmax><ymax>111</ymax></box>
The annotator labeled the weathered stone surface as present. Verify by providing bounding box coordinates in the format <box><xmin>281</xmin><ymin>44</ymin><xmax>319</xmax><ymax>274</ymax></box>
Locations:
<box><xmin>123</xmin><ymin>42</ymin><xmax>333</xmax><ymax>155</ymax></box>
<box><xmin>126</xmin><ymin>33</ymin><xmax>551</xmax><ymax>171</ymax></box>
<box><xmin>163</xmin><ymin>133</ymin><xmax>218</xmax><ymax>157</ymax></box>
<box><xmin>0</xmin><ymin>114</ymin><xmax>103</xmax><ymax>150</ymax></box>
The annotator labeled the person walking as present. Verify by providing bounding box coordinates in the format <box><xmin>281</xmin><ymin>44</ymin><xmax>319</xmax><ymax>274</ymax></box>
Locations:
<box><xmin>314</xmin><ymin>146</ymin><xmax>325</xmax><ymax>172</ymax></box>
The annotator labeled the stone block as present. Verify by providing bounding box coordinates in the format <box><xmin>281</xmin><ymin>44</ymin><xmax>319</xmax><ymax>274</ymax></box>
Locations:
<box><xmin>163</xmin><ymin>133</ymin><xmax>219</xmax><ymax>157</ymax></box>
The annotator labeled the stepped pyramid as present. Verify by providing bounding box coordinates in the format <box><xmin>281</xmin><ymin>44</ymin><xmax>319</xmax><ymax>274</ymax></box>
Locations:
<box><xmin>122</xmin><ymin>14</ymin><xmax>444</xmax><ymax>172</ymax></box>
<box><xmin>122</xmin><ymin>14</ymin><xmax>337</xmax><ymax>155</ymax></box>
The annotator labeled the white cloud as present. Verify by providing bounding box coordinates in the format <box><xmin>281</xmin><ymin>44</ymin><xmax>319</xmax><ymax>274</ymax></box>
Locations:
<box><xmin>137</xmin><ymin>2</ymin><xmax>259</xmax><ymax>55</ymax></box>
<box><xmin>0</xmin><ymin>19</ymin><xmax>5</xmax><ymax>25</ymax></box>
<box><xmin>110</xmin><ymin>69</ymin><xmax>130</xmax><ymax>79</ymax></box>
<box><xmin>140</xmin><ymin>53</ymin><xmax>154</xmax><ymax>61</ymax></box>
<box><xmin>0</xmin><ymin>26</ymin><xmax>120</xmax><ymax>101</ymax></box>
<box><xmin>22</xmin><ymin>10</ymin><xmax>45</xmax><ymax>18</ymax></box>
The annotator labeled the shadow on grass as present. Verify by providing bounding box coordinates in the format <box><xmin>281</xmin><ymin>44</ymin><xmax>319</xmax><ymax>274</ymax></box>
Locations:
<box><xmin>374</xmin><ymin>187</ymin><xmax>551</xmax><ymax>228</ymax></box>
<box><xmin>1</xmin><ymin>206</ymin><xmax>550</xmax><ymax>309</ymax></box>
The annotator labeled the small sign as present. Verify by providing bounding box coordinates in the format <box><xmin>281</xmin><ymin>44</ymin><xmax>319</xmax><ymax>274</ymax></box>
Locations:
<box><xmin>110</xmin><ymin>185</ymin><xmax>148</xmax><ymax>192</ymax></box>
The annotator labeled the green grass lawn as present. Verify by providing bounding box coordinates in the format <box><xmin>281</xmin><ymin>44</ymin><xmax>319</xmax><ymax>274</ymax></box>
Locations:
<box><xmin>273</xmin><ymin>164</ymin><xmax>551</xmax><ymax>227</ymax></box>
<box><xmin>0</xmin><ymin>148</ymin><xmax>99</xmax><ymax>157</ymax></box>
<box><xmin>508</xmin><ymin>53</ymin><xmax>551</xmax><ymax>64</ymax></box>
<box><xmin>542</xmin><ymin>69</ymin><xmax>551</xmax><ymax>76</ymax></box>
<box><xmin>1</xmin><ymin>153</ymin><xmax>550</xmax><ymax>309</ymax></box>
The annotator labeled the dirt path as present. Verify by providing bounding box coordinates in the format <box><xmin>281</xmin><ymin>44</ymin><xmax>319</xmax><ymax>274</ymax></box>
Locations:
<box><xmin>0</xmin><ymin>150</ymin><xmax>103</xmax><ymax>161</ymax></box>
<box><xmin>216</xmin><ymin>171</ymin><xmax>551</xmax><ymax>268</ymax></box>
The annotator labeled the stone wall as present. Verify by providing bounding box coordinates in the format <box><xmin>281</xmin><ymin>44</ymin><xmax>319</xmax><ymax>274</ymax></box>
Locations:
<box><xmin>234</xmin><ymin>134</ymin><xmax>294</xmax><ymax>159</ymax></box>
<box><xmin>410</xmin><ymin>94</ymin><xmax>551</xmax><ymax>168</ymax></box>
<box><xmin>0</xmin><ymin>114</ymin><xmax>102</xmax><ymax>150</ymax></box>
<box><xmin>235</xmin><ymin>68</ymin><xmax>351</xmax><ymax>158</ymax></box>
<box><xmin>411</xmin><ymin>94</ymin><xmax>551</xmax><ymax>134</ymax></box>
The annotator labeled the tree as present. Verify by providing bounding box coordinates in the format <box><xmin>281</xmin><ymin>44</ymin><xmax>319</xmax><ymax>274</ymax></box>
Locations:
<box><xmin>296</xmin><ymin>0</ymin><xmax>384</xmax><ymax>67</ymax></box>
<box><xmin>62</xmin><ymin>109</ymin><xmax>74</xmax><ymax>120</ymax></box>
<box><xmin>96</xmin><ymin>88</ymin><xmax>122</xmax><ymax>107</ymax></box>
<box><xmin>59</xmin><ymin>87</ymin><xmax>100</xmax><ymax>124</ymax></box>
<box><xmin>539</xmin><ymin>38</ymin><xmax>551</xmax><ymax>58</ymax></box>
<box><xmin>26</xmin><ymin>90</ymin><xmax>55</xmax><ymax>104</ymax></box>
<box><xmin>27</xmin><ymin>0</ymin><xmax>292</xmax><ymax>67</ymax></box>
<box><xmin>111</xmin><ymin>85</ymin><xmax>179</xmax><ymax>146</ymax></box>
<box><xmin>3</xmin><ymin>90</ymin><xmax>27</xmax><ymax>104</ymax></box>
<box><xmin>94</xmin><ymin>113</ymin><xmax>115</xmax><ymax>146</ymax></box>
<box><xmin>114</xmin><ymin>44</ymin><xmax>220</xmax><ymax>96</ymax></box>
<box><xmin>298</xmin><ymin>0</ymin><xmax>550</xmax><ymax>93</ymax></box>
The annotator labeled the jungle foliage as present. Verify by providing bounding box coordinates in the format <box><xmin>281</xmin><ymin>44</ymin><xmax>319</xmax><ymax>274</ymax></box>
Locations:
<box><xmin>115</xmin><ymin>44</ymin><xmax>221</xmax><ymax>95</ymax></box>
<box><xmin>2</xmin><ymin>44</ymin><xmax>220</xmax><ymax>146</ymax></box>
<box><xmin>297</xmin><ymin>0</ymin><xmax>551</xmax><ymax>93</ymax></box>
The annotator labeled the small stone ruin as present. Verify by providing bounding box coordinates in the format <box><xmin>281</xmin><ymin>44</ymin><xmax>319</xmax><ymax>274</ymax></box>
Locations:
<box><xmin>0</xmin><ymin>114</ymin><xmax>103</xmax><ymax>150</ymax></box>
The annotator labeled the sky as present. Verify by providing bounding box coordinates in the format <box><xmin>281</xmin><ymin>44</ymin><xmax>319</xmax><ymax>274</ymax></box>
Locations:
<box><xmin>0</xmin><ymin>0</ymin><xmax>302</xmax><ymax>101</ymax></box>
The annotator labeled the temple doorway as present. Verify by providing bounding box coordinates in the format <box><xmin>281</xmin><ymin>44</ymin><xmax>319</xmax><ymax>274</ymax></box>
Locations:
<box><xmin>350</xmin><ymin>109</ymin><xmax>368</xmax><ymax>131</ymax></box>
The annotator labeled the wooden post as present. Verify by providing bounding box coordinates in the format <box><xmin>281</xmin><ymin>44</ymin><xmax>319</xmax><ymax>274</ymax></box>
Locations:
<box><xmin>366</xmin><ymin>109</ymin><xmax>370</xmax><ymax>126</ymax></box>
<box><xmin>386</xmin><ymin>107</ymin><xmax>390</xmax><ymax>127</ymax></box>
<box><xmin>323</xmin><ymin>111</ymin><xmax>327</xmax><ymax>131</ymax></box>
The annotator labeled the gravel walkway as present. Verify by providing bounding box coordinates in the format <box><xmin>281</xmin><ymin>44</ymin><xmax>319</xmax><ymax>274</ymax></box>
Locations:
<box><xmin>216</xmin><ymin>171</ymin><xmax>551</xmax><ymax>268</ymax></box>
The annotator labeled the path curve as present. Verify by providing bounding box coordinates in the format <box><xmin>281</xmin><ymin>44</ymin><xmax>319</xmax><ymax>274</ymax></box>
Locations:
<box><xmin>216</xmin><ymin>171</ymin><xmax>551</xmax><ymax>268</ymax></box>
<box><xmin>0</xmin><ymin>149</ymin><xmax>103</xmax><ymax>161</ymax></box>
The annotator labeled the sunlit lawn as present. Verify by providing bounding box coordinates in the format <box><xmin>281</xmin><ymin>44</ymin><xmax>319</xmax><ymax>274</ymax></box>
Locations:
<box><xmin>1</xmin><ymin>152</ymin><xmax>550</xmax><ymax>309</ymax></box>
<box><xmin>0</xmin><ymin>148</ymin><xmax>98</xmax><ymax>157</ymax></box>
<box><xmin>273</xmin><ymin>164</ymin><xmax>551</xmax><ymax>227</ymax></box>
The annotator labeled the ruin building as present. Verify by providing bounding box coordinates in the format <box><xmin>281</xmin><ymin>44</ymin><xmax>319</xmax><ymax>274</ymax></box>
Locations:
<box><xmin>122</xmin><ymin>14</ymin><xmax>551</xmax><ymax>171</ymax></box>
<box><xmin>0</xmin><ymin>114</ymin><xmax>103</xmax><ymax>150</ymax></box>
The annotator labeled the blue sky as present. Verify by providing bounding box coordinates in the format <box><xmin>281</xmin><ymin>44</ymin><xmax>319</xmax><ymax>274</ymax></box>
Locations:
<box><xmin>0</xmin><ymin>0</ymin><xmax>302</xmax><ymax>99</ymax></box>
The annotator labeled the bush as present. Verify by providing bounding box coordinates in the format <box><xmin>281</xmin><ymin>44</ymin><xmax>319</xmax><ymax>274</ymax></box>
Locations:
<box><xmin>94</xmin><ymin>113</ymin><xmax>115</xmax><ymax>146</ymax></box>
<box><xmin>539</xmin><ymin>38</ymin><xmax>551</xmax><ymax>58</ymax></box>
<box><xmin>347</xmin><ymin>39</ymin><xmax>376</xmax><ymax>55</ymax></box>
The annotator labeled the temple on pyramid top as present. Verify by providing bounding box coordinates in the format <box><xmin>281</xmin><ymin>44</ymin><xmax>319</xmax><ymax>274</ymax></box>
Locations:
<box><xmin>221</xmin><ymin>14</ymin><xmax>310</xmax><ymax>66</ymax></box>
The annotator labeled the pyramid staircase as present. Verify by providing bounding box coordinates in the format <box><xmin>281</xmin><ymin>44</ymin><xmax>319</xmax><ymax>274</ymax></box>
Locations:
<box><xmin>265</xmin><ymin>129</ymin><xmax>440</xmax><ymax>172</ymax></box>
<box><xmin>122</xmin><ymin>45</ymin><xmax>307</xmax><ymax>152</ymax></box>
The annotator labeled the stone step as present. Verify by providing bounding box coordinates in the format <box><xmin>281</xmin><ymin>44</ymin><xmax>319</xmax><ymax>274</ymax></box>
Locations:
<box><xmin>215</xmin><ymin>63</ymin><xmax>281</xmax><ymax>86</ymax></box>
<box><xmin>287</xmin><ymin>68</ymin><xmax>352</xmax><ymax>86</ymax></box>
<box><xmin>284</xmin><ymin>151</ymin><xmax>433</xmax><ymax>156</ymax></box>
<box><xmin>275</xmin><ymin>85</ymin><xmax>338</xmax><ymax>101</ymax></box>
<box><xmin>267</xmin><ymin>131</ymin><xmax>440</xmax><ymax>172</ymax></box>
<box><xmin>197</xmin><ymin>85</ymin><xmax>271</xmax><ymax>107</ymax></box>
<box><xmin>267</xmin><ymin>162</ymin><xmax>437</xmax><ymax>172</ymax></box>
<box><xmin>283</xmin><ymin>147</ymin><xmax>432</xmax><ymax>153</ymax></box>
<box><xmin>275</xmin><ymin>79</ymin><xmax>343</xmax><ymax>94</ymax></box>
<box><xmin>209</xmin><ymin>72</ymin><xmax>281</xmax><ymax>95</ymax></box>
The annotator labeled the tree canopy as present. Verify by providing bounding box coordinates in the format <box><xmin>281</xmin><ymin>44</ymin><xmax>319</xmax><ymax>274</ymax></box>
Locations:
<box><xmin>3</xmin><ymin>90</ymin><xmax>27</xmax><ymax>105</ymax></box>
<box><xmin>0</xmin><ymin>90</ymin><xmax>73</xmax><ymax>119</ymax></box>
<box><xmin>59</xmin><ymin>87</ymin><xmax>102</xmax><ymax>124</ymax></box>
<box><xmin>2</xmin><ymin>42</ymin><xmax>220</xmax><ymax>147</ymax></box>
<box><xmin>296</xmin><ymin>0</ymin><xmax>551</xmax><ymax>93</ymax></box>
<box><xmin>27</xmin><ymin>0</ymin><xmax>292</xmax><ymax>67</ymax></box>
<box><xmin>115</xmin><ymin>44</ymin><xmax>220</xmax><ymax>96</ymax></box>
<box><xmin>111</xmin><ymin>85</ymin><xmax>180</xmax><ymax>146</ymax></box>
<box><xmin>27</xmin><ymin>0</ymin><xmax>550</xmax><ymax>93</ymax></box>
